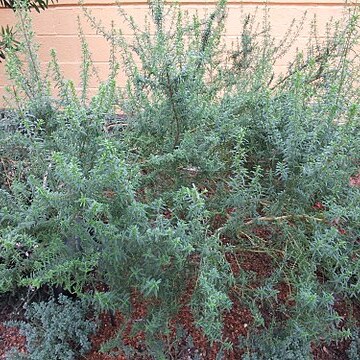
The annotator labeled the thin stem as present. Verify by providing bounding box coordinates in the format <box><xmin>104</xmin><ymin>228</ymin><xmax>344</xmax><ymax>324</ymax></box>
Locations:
<box><xmin>18</xmin><ymin>8</ymin><xmax>41</xmax><ymax>97</ymax></box>
<box><xmin>165</xmin><ymin>70</ymin><xmax>181</xmax><ymax>149</ymax></box>
<box><xmin>245</xmin><ymin>214</ymin><xmax>325</xmax><ymax>225</ymax></box>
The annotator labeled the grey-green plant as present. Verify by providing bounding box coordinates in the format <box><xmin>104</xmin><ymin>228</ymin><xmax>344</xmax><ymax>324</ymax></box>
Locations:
<box><xmin>0</xmin><ymin>0</ymin><xmax>359</xmax><ymax>357</ymax></box>
<box><xmin>5</xmin><ymin>295</ymin><xmax>96</xmax><ymax>360</ymax></box>
<box><xmin>347</xmin><ymin>328</ymin><xmax>360</xmax><ymax>360</ymax></box>
<box><xmin>0</xmin><ymin>0</ymin><xmax>57</xmax><ymax>61</ymax></box>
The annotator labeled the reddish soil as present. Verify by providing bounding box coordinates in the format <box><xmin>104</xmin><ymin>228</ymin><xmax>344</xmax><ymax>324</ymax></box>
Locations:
<box><xmin>350</xmin><ymin>173</ymin><xmax>360</xmax><ymax>187</ymax></box>
<box><xmin>0</xmin><ymin>308</ymin><xmax>26</xmax><ymax>359</ymax></box>
<box><xmin>222</xmin><ymin>291</ymin><xmax>253</xmax><ymax>360</ymax></box>
<box><xmin>83</xmin><ymin>251</ymin><xmax>259</xmax><ymax>360</ymax></box>
<box><xmin>0</xmin><ymin>237</ymin><xmax>359</xmax><ymax>359</ymax></box>
<box><xmin>0</xmin><ymin>324</ymin><xmax>26</xmax><ymax>359</ymax></box>
<box><xmin>86</xmin><ymin>312</ymin><xmax>126</xmax><ymax>360</ymax></box>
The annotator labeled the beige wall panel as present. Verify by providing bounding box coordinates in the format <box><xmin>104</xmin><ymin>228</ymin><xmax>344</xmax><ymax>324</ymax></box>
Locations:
<box><xmin>0</xmin><ymin>1</ymin><xmax>355</xmax><ymax>106</ymax></box>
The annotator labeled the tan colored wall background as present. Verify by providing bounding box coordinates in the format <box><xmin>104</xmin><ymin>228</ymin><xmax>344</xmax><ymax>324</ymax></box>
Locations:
<box><xmin>0</xmin><ymin>0</ymin><xmax>355</xmax><ymax>105</ymax></box>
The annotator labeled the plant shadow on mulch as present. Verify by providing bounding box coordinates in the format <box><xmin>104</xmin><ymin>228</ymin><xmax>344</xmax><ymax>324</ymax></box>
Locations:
<box><xmin>1</xmin><ymin>254</ymin><xmax>359</xmax><ymax>360</ymax></box>
<box><xmin>0</xmin><ymin>305</ymin><xmax>26</xmax><ymax>359</ymax></box>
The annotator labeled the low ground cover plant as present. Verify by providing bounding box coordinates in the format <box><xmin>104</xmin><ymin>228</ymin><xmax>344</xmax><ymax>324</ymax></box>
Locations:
<box><xmin>0</xmin><ymin>0</ymin><xmax>359</xmax><ymax>358</ymax></box>
<box><xmin>5</xmin><ymin>295</ymin><xmax>96</xmax><ymax>360</ymax></box>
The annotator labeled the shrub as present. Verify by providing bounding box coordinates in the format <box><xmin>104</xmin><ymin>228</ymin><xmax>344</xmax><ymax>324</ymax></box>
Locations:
<box><xmin>0</xmin><ymin>0</ymin><xmax>57</xmax><ymax>61</ymax></box>
<box><xmin>346</xmin><ymin>328</ymin><xmax>360</xmax><ymax>360</ymax></box>
<box><xmin>5</xmin><ymin>295</ymin><xmax>96</xmax><ymax>360</ymax></box>
<box><xmin>0</xmin><ymin>0</ymin><xmax>359</xmax><ymax>357</ymax></box>
<box><xmin>240</xmin><ymin>331</ymin><xmax>312</xmax><ymax>360</ymax></box>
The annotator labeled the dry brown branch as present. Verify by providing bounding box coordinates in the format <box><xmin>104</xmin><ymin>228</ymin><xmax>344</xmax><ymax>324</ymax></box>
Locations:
<box><xmin>245</xmin><ymin>214</ymin><xmax>325</xmax><ymax>225</ymax></box>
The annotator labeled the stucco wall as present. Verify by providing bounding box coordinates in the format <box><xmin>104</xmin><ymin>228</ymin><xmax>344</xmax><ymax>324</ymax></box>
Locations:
<box><xmin>0</xmin><ymin>0</ymin><xmax>355</xmax><ymax>105</ymax></box>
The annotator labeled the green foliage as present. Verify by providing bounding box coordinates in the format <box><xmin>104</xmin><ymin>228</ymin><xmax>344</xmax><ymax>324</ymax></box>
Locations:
<box><xmin>240</xmin><ymin>331</ymin><xmax>313</xmax><ymax>360</ymax></box>
<box><xmin>0</xmin><ymin>0</ymin><xmax>57</xmax><ymax>61</ymax></box>
<box><xmin>347</xmin><ymin>328</ymin><xmax>360</xmax><ymax>360</ymax></box>
<box><xmin>1</xmin><ymin>0</ymin><xmax>359</xmax><ymax>357</ymax></box>
<box><xmin>0</xmin><ymin>0</ymin><xmax>57</xmax><ymax>12</ymax></box>
<box><xmin>0</xmin><ymin>26</ymin><xmax>19</xmax><ymax>61</ymax></box>
<box><xmin>5</xmin><ymin>295</ymin><xmax>96</xmax><ymax>360</ymax></box>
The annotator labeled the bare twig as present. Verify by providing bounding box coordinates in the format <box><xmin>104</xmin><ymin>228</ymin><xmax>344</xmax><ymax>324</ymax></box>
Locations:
<box><xmin>270</xmin><ymin>43</ymin><xmax>337</xmax><ymax>90</ymax></box>
<box><xmin>0</xmin><ymin>157</ymin><xmax>16</xmax><ymax>187</ymax></box>
<box><xmin>105</xmin><ymin>122</ymin><xmax>129</xmax><ymax>132</ymax></box>
<box><xmin>245</xmin><ymin>214</ymin><xmax>325</xmax><ymax>225</ymax></box>
<box><xmin>165</xmin><ymin>70</ymin><xmax>181</xmax><ymax>149</ymax></box>
<box><xmin>42</xmin><ymin>162</ymin><xmax>52</xmax><ymax>189</ymax></box>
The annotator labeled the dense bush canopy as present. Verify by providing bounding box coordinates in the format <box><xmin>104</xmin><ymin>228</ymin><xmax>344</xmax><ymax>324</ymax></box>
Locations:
<box><xmin>0</xmin><ymin>0</ymin><xmax>359</xmax><ymax>358</ymax></box>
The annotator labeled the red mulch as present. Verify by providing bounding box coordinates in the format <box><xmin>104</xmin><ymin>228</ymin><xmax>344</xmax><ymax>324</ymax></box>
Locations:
<box><xmin>1</xmin><ymin>184</ymin><xmax>359</xmax><ymax>360</ymax></box>
<box><xmin>236</xmin><ymin>251</ymin><xmax>273</xmax><ymax>279</ymax></box>
<box><xmin>86</xmin><ymin>312</ymin><xmax>126</xmax><ymax>360</ymax></box>
<box><xmin>222</xmin><ymin>291</ymin><xmax>253</xmax><ymax>360</ymax></box>
<box><xmin>0</xmin><ymin>315</ymin><xmax>26</xmax><ymax>359</ymax></box>
<box><xmin>0</xmin><ymin>244</ymin><xmax>358</xmax><ymax>360</ymax></box>
<box><xmin>350</xmin><ymin>173</ymin><xmax>360</xmax><ymax>187</ymax></box>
